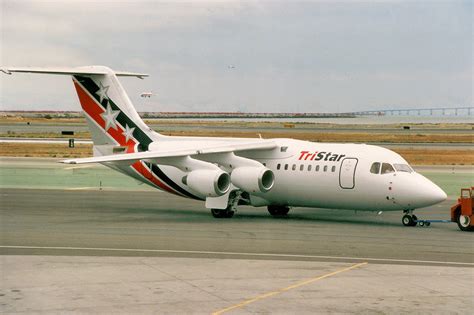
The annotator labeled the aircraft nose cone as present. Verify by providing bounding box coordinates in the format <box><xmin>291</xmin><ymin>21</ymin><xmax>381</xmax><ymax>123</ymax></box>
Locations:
<box><xmin>394</xmin><ymin>173</ymin><xmax>447</xmax><ymax>208</ymax></box>
<box><xmin>426</xmin><ymin>183</ymin><xmax>447</xmax><ymax>204</ymax></box>
<box><xmin>413</xmin><ymin>175</ymin><xmax>447</xmax><ymax>207</ymax></box>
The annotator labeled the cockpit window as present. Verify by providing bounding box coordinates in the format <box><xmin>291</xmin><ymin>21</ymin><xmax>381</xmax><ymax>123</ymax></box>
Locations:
<box><xmin>394</xmin><ymin>164</ymin><xmax>413</xmax><ymax>173</ymax></box>
<box><xmin>381</xmin><ymin>163</ymin><xmax>395</xmax><ymax>174</ymax></box>
<box><xmin>370</xmin><ymin>162</ymin><xmax>381</xmax><ymax>174</ymax></box>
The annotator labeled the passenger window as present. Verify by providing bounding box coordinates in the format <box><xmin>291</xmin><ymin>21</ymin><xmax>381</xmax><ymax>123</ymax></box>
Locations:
<box><xmin>370</xmin><ymin>162</ymin><xmax>381</xmax><ymax>174</ymax></box>
<box><xmin>381</xmin><ymin>163</ymin><xmax>395</xmax><ymax>174</ymax></box>
<box><xmin>316</xmin><ymin>165</ymin><xmax>320</xmax><ymax>172</ymax></box>
<box><xmin>308</xmin><ymin>165</ymin><xmax>312</xmax><ymax>171</ymax></box>
<box><xmin>277</xmin><ymin>163</ymin><xmax>281</xmax><ymax>170</ymax></box>
<box><xmin>284</xmin><ymin>164</ymin><xmax>288</xmax><ymax>170</ymax></box>
<box><xmin>323</xmin><ymin>165</ymin><xmax>328</xmax><ymax>172</ymax></box>
<box><xmin>292</xmin><ymin>164</ymin><xmax>296</xmax><ymax>171</ymax></box>
<box><xmin>331</xmin><ymin>166</ymin><xmax>336</xmax><ymax>172</ymax></box>
<box><xmin>300</xmin><ymin>164</ymin><xmax>304</xmax><ymax>171</ymax></box>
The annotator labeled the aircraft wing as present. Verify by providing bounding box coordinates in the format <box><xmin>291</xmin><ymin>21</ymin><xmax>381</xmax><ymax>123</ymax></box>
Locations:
<box><xmin>61</xmin><ymin>140</ymin><xmax>277</xmax><ymax>165</ymax></box>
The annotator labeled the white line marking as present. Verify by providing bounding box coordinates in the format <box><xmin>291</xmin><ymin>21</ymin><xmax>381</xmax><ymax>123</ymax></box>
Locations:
<box><xmin>0</xmin><ymin>245</ymin><xmax>472</xmax><ymax>266</ymax></box>
<box><xmin>64</xmin><ymin>187</ymin><xmax>98</xmax><ymax>190</ymax></box>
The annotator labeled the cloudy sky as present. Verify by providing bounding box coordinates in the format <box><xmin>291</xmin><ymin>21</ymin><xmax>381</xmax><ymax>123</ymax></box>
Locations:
<box><xmin>0</xmin><ymin>0</ymin><xmax>472</xmax><ymax>113</ymax></box>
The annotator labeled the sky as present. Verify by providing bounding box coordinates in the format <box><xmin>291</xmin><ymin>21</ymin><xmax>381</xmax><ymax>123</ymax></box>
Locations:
<box><xmin>0</xmin><ymin>0</ymin><xmax>472</xmax><ymax>113</ymax></box>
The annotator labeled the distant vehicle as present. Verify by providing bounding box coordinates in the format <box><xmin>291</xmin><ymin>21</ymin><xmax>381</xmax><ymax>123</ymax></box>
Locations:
<box><xmin>3</xmin><ymin>66</ymin><xmax>447</xmax><ymax>223</ymax></box>
<box><xmin>140</xmin><ymin>91</ymin><xmax>153</xmax><ymax>98</ymax></box>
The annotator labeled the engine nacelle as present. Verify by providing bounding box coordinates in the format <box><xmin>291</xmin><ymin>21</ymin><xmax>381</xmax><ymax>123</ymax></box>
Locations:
<box><xmin>182</xmin><ymin>169</ymin><xmax>231</xmax><ymax>197</ymax></box>
<box><xmin>231</xmin><ymin>167</ymin><xmax>275</xmax><ymax>193</ymax></box>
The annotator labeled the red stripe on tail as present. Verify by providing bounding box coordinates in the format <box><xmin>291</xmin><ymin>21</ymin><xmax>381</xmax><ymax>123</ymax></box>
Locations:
<box><xmin>73</xmin><ymin>79</ymin><xmax>180</xmax><ymax>196</ymax></box>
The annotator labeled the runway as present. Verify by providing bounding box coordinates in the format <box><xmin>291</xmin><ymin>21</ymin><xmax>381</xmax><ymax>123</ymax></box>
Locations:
<box><xmin>1</xmin><ymin>187</ymin><xmax>472</xmax><ymax>265</ymax></box>
<box><xmin>1</xmin><ymin>158</ymin><xmax>473</xmax><ymax>313</ymax></box>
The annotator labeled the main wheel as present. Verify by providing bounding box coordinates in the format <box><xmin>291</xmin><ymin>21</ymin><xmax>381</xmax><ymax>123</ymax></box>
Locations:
<box><xmin>456</xmin><ymin>213</ymin><xmax>474</xmax><ymax>232</ymax></box>
<box><xmin>268</xmin><ymin>205</ymin><xmax>290</xmax><ymax>216</ymax></box>
<box><xmin>402</xmin><ymin>214</ymin><xmax>416</xmax><ymax>227</ymax></box>
<box><xmin>211</xmin><ymin>208</ymin><xmax>234</xmax><ymax>219</ymax></box>
<box><xmin>211</xmin><ymin>208</ymin><xmax>223</xmax><ymax>218</ymax></box>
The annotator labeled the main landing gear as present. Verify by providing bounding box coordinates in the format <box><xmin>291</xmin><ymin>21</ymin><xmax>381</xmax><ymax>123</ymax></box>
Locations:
<box><xmin>210</xmin><ymin>191</ymin><xmax>242</xmax><ymax>219</ymax></box>
<box><xmin>267</xmin><ymin>205</ymin><xmax>290</xmax><ymax>216</ymax></box>
<box><xmin>211</xmin><ymin>207</ymin><xmax>234</xmax><ymax>218</ymax></box>
<box><xmin>402</xmin><ymin>210</ymin><xmax>418</xmax><ymax>227</ymax></box>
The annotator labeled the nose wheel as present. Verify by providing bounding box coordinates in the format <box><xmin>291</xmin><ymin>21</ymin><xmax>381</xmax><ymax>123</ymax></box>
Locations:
<box><xmin>402</xmin><ymin>214</ymin><xmax>418</xmax><ymax>227</ymax></box>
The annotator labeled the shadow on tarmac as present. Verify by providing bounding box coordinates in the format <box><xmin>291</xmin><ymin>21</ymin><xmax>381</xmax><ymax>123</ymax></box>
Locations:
<box><xmin>117</xmin><ymin>205</ymin><xmax>406</xmax><ymax>228</ymax></box>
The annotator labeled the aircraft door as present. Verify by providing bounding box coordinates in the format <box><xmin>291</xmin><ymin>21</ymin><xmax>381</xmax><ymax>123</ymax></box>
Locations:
<box><xmin>339</xmin><ymin>158</ymin><xmax>358</xmax><ymax>189</ymax></box>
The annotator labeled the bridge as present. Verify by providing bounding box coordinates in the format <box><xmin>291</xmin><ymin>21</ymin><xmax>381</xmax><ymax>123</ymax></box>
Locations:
<box><xmin>347</xmin><ymin>107</ymin><xmax>474</xmax><ymax>116</ymax></box>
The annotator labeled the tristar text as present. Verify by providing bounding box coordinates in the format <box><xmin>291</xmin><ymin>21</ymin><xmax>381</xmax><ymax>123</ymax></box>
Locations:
<box><xmin>298</xmin><ymin>151</ymin><xmax>346</xmax><ymax>162</ymax></box>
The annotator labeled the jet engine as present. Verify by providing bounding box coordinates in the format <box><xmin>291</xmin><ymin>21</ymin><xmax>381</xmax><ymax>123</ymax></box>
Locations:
<box><xmin>231</xmin><ymin>167</ymin><xmax>275</xmax><ymax>193</ymax></box>
<box><xmin>182</xmin><ymin>169</ymin><xmax>231</xmax><ymax>197</ymax></box>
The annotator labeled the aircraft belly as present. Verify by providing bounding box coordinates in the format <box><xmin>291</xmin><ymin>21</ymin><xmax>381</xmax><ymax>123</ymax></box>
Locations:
<box><xmin>268</xmin><ymin>170</ymin><xmax>402</xmax><ymax>211</ymax></box>
<box><xmin>266</xmin><ymin>171</ymin><xmax>339</xmax><ymax>208</ymax></box>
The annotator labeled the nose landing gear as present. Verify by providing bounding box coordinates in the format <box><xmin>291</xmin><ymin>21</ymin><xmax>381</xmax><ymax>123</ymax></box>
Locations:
<box><xmin>402</xmin><ymin>210</ymin><xmax>418</xmax><ymax>227</ymax></box>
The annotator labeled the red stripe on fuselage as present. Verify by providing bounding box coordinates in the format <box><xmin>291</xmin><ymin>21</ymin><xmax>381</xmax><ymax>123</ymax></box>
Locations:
<box><xmin>131</xmin><ymin>162</ymin><xmax>179</xmax><ymax>194</ymax></box>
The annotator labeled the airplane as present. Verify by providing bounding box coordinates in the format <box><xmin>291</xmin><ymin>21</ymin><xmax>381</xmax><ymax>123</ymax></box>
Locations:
<box><xmin>140</xmin><ymin>91</ymin><xmax>153</xmax><ymax>98</ymax></box>
<box><xmin>1</xmin><ymin>66</ymin><xmax>447</xmax><ymax>226</ymax></box>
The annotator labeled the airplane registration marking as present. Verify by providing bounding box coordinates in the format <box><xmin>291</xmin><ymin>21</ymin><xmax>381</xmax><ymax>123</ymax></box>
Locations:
<box><xmin>212</xmin><ymin>262</ymin><xmax>368</xmax><ymax>315</ymax></box>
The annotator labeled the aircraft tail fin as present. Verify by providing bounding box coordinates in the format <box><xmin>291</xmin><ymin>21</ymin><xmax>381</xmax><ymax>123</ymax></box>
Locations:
<box><xmin>2</xmin><ymin>66</ymin><xmax>161</xmax><ymax>155</ymax></box>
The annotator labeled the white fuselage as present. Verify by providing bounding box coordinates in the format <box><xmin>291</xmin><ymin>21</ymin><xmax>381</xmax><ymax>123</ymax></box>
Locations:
<box><xmin>119</xmin><ymin>137</ymin><xmax>447</xmax><ymax>212</ymax></box>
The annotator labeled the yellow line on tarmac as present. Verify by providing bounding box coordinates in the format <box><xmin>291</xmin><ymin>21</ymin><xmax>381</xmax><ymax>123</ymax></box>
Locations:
<box><xmin>211</xmin><ymin>262</ymin><xmax>368</xmax><ymax>315</ymax></box>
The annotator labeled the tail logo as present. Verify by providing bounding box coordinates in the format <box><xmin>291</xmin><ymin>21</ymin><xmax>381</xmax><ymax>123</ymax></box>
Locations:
<box><xmin>101</xmin><ymin>103</ymin><xmax>120</xmax><ymax>130</ymax></box>
<box><xmin>96</xmin><ymin>82</ymin><xmax>110</xmax><ymax>103</ymax></box>
<box><xmin>72</xmin><ymin>75</ymin><xmax>199</xmax><ymax>200</ymax></box>
<box><xmin>122</xmin><ymin>124</ymin><xmax>136</xmax><ymax>143</ymax></box>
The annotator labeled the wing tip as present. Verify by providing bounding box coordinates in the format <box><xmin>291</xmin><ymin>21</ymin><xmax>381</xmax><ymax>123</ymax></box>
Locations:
<box><xmin>0</xmin><ymin>68</ymin><xmax>12</xmax><ymax>75</ymax></box>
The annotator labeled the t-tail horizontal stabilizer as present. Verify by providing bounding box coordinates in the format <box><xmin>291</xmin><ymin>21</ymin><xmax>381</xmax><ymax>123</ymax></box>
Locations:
<box><xmin>0</xmin><ymin>66</ymin><xmax>148</xmax><ymax>78</ymax></box>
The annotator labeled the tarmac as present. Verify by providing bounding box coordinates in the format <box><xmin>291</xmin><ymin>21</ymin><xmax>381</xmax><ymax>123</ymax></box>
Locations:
<box><xmin>0</xmin><ymin>158</ymin><xmax>473</xmax><ymax>314</ymax></box>
<box><xmin>2</xmin><ymin>256</ymin><xmax>472</xmax><ymax>314</ymax></box>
